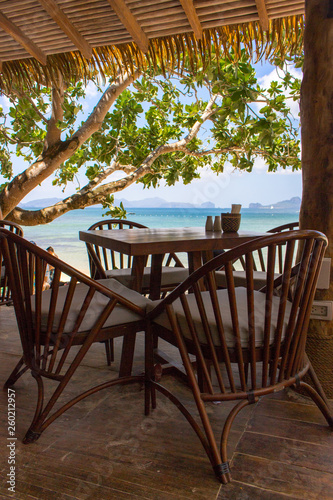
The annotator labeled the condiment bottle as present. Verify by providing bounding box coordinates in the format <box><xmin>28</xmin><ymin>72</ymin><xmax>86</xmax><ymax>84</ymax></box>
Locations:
<box><xmin>205</xmin><ymin>216</ymin><xmax>213</xmax><ymax>231</ymax></box>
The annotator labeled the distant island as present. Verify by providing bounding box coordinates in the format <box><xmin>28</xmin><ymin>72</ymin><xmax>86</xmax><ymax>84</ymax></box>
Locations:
<box><xmin>19</xmin><ymin>197</ymin><xmax>216</xmax><ymax>209</ymax></box>
<box><xmin>19</xmin><ymin>196</ymin><xmax>301</xmax><ymax>210</ymax></box>
<box><xmin>19</xmin><ymin>198</ymin><xmax>64</xmax><ymax>208</ymax></box>
<box><xmin>115</xmin><ymin>197</ymin><xmax>216</xmax><ymax>209</ymax></box>
<box><xmin>249</xmin><ymin>196</ymin><xmax>301</xmax><ymax>210</ymax></box>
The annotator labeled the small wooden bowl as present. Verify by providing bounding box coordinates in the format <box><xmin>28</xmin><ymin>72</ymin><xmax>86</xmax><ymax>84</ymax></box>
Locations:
<box><xmin>221</xmin><ymin>213</ymin><xmax>241</xmax><ymax>232</ymax></box>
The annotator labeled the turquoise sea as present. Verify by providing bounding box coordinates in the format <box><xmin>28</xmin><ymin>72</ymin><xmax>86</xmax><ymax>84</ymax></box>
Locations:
<box><xmin>22</xmin><ymin>207</ymin><xmax>300</xmax><ymax>275</ymax></box>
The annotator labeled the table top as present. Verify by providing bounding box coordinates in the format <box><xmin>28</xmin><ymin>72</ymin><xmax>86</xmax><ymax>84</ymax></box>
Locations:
<box><xmin>79</xmin><ymin>227</ymin><xmax>267</xmax><ymax>256</ymax></box>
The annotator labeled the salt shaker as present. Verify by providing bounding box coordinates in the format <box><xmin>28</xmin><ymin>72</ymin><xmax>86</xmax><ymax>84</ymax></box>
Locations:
<box><xmin>205</xmin><ymin>216</ymin><xmax>213</xmax><ymax>231</ymax></box>
<box><xmin>213</xmin><ymin>215</ymin><xmax>222</xmax><ymax>232</ymax></box>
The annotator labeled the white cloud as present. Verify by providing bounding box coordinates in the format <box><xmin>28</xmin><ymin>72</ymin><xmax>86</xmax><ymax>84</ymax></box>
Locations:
<box><xmin>252</xmin><ymin>158</ymin><xmax>301</xmax><ymax>175</ymax></box>
<box><xmin>85</xmin><ymin>81</ymin><xmax>100</xmax><ymax>98</ymax></box>
<box><xmin>256</xmin><ymin>65</ymin><xmax>302</xmax><ymax>118</ymax></box>
<box><xmin>268</xmin><ymin>168</ymin><xmax>301</xmax><ymax>176</ymax></box>
<box><xmin>258</xmin><ymin>65</ymin><xmax>302</xmax><ymax>87</ymax></box>
<box><xmin>81</xmin><ymin>81</ymin><xmax>102</xmax><ymax>111</ymax></box>
<box><xmin>253</xmin><ymin>158</ymin><xmax>267</xmax><ymax>172</ymax></box>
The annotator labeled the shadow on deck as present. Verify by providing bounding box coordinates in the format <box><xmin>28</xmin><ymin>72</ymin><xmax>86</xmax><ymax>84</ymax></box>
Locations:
<box><xmin>0</xmin><ymin>306</ymin><xmax>332</xmax><ymax>499</ymax></box>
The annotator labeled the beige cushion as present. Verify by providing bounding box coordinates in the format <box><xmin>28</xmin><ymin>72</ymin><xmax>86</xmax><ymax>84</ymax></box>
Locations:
<box><xmin>33</xmin><ymin>278</ymin><xmax>152</xmax><ymax>334</ymax></box>
<box><xmin>215</xmin><ymin>270</ymin><xmax>280</xmax><ymax>290</ymax></box>
<box><xmin>105</xmin><ymin>266</ymin><xmax>189</xmax><ymax>289</ymax></box>
<box><xmin>149</xmin><ymin>287</ymin><xmax>293</xmax><ymax>348</ymax></box>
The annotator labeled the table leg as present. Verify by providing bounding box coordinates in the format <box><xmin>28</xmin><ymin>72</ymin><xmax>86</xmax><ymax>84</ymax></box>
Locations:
<box><xmin>131</xmin><ymin>255</ymin><xmax>146</xmax><ymax>292</ymax></box>
<box><xmin>119</xmin><ymin>256</ymin><xmax>145</xmax><ymax>376</ymax></box>
<box><xmin>203</xmin><ymin>250</ymin><xmax>214</xmax><ymax>264</ymax></box>
<box><xmin>149</xmin><ymin>254</ymin><xmax>164</xmax><ymax>300</ymax></box>
<box><xmin>119</xmin><ymin>332</ymin><xmax>136</xmax><ymax>377</ymax></box>
<box><xmin>188</xmin><ymin>250</ymin><xmax>206</xmax><ymax>291</ymax></box>
<box><xmin>188</xmin><ymin>250</ymin><xmax>203</xmax><ymax>274</ymax></box>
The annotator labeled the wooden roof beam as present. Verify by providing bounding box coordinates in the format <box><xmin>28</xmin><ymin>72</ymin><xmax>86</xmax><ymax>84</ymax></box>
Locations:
<box><xmin>255</xmin><ymin>0</ymin><xmax>269</xmax><ymax>31</ymax></box>
<box><xmin>179</xmin><ymin>0</ymin><xmax>203</xmax><ymax>39</ymax></box>
<box><xmin>107</xmin><ymin>0</ymin><xmax>149</xmax><ymax>53</ymax></box>
<box><xmin>0</xmin><ymin>10</ymin><xmax>47</xmax><ymax>65</ymax></box>
<box><xmin>37</xmin><ymin>0</ymin><xmax>92</xmax><ymax>60</ymax></box>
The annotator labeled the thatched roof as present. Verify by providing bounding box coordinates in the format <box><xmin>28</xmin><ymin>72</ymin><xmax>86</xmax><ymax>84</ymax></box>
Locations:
<box><xmin>0</xmin><ymin>1</ymin><xmax>304</xmax><ymax>91</ymax></box>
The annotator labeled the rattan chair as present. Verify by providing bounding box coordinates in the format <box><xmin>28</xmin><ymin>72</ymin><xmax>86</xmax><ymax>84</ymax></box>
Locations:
<box><xmin>215</xmin><ymin>221</ymin><xmax>299</xmax><ymax>289</ymax></box>
<box><xmin>0</xmin><ymin>220</ymin><xmax>24</xmax><ymax>305</ymax></box>
<box><xmin>85</xmin><ymin>219</ymin><xmax>188</xmax><ymax>364</ymax></box>
<box><xmin>268</xmin><ymin>221</ymin><xmax>299</xmax><ymax>232</ymax></box>
<box><xmin>145</xmin><ymin>230</ymin><xmax>333</xmax><ymax>483</ymax></box>
<box><xmin>0</xmin><ymin>228</ymin><xmax>150</xmax><ymax>444</ymax></box>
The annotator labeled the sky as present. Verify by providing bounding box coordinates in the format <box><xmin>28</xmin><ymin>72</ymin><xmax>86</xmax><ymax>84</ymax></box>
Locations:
<box><xmin>0</xmin><ymin>62</ymin><xmax>302</xmax><ymax>208</ymax></box>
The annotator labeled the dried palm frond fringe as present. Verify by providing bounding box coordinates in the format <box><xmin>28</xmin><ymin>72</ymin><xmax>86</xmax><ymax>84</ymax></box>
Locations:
<box><xmin>0</xmin><ymin>15</ymin><xmax>304</xmax><ymax>92</ymax></box>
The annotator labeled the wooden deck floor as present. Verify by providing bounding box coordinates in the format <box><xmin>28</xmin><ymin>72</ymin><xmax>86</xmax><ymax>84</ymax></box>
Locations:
<box><xmin>0</xmin><ymin>306</ymin><xmax>332</xmax><ymax>499</ymax></box>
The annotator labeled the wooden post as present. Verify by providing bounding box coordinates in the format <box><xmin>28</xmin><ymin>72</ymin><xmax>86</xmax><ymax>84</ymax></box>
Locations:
<box><xmin>300</xmin><ymin>0</ymin><xmax>333</xmax><ymax>397</ymax></box>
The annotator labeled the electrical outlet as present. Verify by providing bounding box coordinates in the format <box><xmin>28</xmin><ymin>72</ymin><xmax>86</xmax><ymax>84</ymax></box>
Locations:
<box><xmin>310</xmin><ymin>301</ymin><xmax>333</xmax><ymax>321</ymax></box>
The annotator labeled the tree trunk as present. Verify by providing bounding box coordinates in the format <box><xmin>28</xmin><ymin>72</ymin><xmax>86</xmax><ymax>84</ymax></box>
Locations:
<box><xmin>0</xmin><ymin>72</ymin><xmax>140</xmax><ymax>219</ymax></box>
<box><xmin>300</xmin><ymin>0</ymin><xmax>333</xmax><ymax>396</ymax></box>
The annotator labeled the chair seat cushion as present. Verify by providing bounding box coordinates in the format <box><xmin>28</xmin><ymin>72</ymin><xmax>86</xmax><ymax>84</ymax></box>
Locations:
<box><xmin>215</xmin><ymin>270</ymin><xmax>280</xmax><ymax>290</ymax></box>
<box><xmin>34</xmin><ymin>278</ymin><xmax>152</xmax><ymax>334</ymax></box>
<box><xmin>149</xmin><ymin>287</ymin><xmax>293</xmax><ymax>348</ymax></box>
<box><xmin>105</xmin><ymin>266</ymin><xmax>189</xmax><ymax>289</ymax></box>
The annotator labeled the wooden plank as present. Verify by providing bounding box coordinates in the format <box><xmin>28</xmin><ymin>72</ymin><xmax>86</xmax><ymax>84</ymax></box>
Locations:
<box><xmin>218</xmin><ymin>481</ymin><xmax>295</xmax><ymax>499</ymax></box>
<box><xmin>254</xmin><ymin>396</ymin><xmax>330</xmax><ymax>425</ymax></box>
<box><xmin>247</xmin><ymin>413</ymin><xmax>333</xmax><ymax>446</ymax></box>
<box><xmin>1</xmin><ymin>404</ymin><xmax>221</xmax><ymax>499</ymax></box>
<box><xmin>255</xmin><ymin>0</ymin><xmax>270</xmax><ymax>30</ymax></box>
<box><xmin>37</xmin><ymin>0</ymin><xmax>92</xmax><ymax>59</ymax></box>
<box><xmin>237</xmin><ymin>431</ymin><xmax>333</xmax><ymax>474</ymax></box>
<box><xmin>106</xmin><ymin>0</ymin><xmax>149</xmax><ymax>52</ymax></box>
<box><xmin>231</xmin><ymin>453</ymin><xmax>333</xmax><ymax>498</ymax></box>
<box><xmin>0</xmin><ymin>9</ymin><xmax>47</xmax><ymax>65</ymax></box>
<box><xmin>179</xmin><ymin>0</ymin><xmax>203</xmax><ymax>39</ymax></box>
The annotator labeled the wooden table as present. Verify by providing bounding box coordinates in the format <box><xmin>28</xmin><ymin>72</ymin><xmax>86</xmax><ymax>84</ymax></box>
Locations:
<box><xmin>79</xmin><ymin>227</ymin><xmax>266</xmax><ymax>377</ymax></box>
<box><xmin>79</xmin><ymin>227</ymin><xmax>266</xmax><ymax>299</ymax></box>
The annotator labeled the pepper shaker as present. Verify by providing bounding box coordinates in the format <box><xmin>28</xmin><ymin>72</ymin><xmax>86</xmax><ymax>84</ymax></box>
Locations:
<box><xmin>213</xmin><ymin>215</ymin><xmax>222</xmax><ymax>232</ymax></box>
<box><xmin>205</xmin><ymin>216</ymin><xmax>213</xmax><ymax>231</ymax></box>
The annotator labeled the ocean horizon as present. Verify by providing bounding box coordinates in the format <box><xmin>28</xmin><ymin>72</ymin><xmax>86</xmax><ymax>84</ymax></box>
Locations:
<box><xmin>22</xmin><ymin>206</ymin><xmax>300</xmax><ymax>275</ymax></box>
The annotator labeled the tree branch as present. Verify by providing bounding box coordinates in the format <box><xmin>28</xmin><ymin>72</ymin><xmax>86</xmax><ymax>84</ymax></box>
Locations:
<box><xmin>11</xmin><ymin>88</ymin><xmax>49</xmax><ymax>124</ymax></box>
<box><xmin>6</xmin><ymin>134</ymin><xmax>297</xmax><ymax>226</ymax></box>
<box><xmin>0</xmin><ymin>126</ymin><xmax>43</xmax><ymax>146</ymax></box>
<box><xmin>79</xmin><ymin>161</ymin><xmax>137</xmax><ymax>194</ymax></box>
<box><xmin>6</xmin><ymin>172</ymin><xmax>139</xmax><ymax>225</ymax></box>
<box><xmin>74</xmin><ymin>71</ymin><xmax>141</xmax><ymax>144</ymax></box>
<box><xmin>0</xmin><ymin>72</ymin><xmax>141</xmax><ymax>218</ymax></box>
<box><xmin>44</xmin><ymin>76</ymin><xmax>65</xmax><ymax>150</ymax></box>
<box><xmin>183</xmin><ymin>95</ymin><xmax>217</xmax><ymax>143</ymax></box>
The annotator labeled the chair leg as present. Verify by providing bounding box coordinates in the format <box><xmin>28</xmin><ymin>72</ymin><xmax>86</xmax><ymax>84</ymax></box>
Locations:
<box><xmin>296</xmin><ymin>381</ymin><xmax>333</xmax><ymax>428</ymax></box>
<box><xmin>22</xmin><ymin>361</ymin><xmax>145</xmax><ymax>443</ymax></box>
<box><xmin>3</xmin><ymin>357</ymin><xmax>29</xmax><ymax>389</ymax></box>
<box><xmin>244</xmin><ymin>362</ymin><xmax>249</xmax><ymax>384</ymax></box>
<box><xmin>23</xmin><ymin>372</ymin><xmax>45</xmax><ymax>443</ymax></box>
<box><xmin>119</xmin><ymin>332</ymin><xmax>136</xmax><ymax>377</ymax></box>
<box><xmin>145</xmin><ymin>327</ymin><xmax>155</xmax><ymax>415</ymax></box>
<box><xmin>102</xmin><ymin>339</ymin><xmax>114</xmax><ymax>366</ymax></box>
<box><xmin>153</xmin><ymin>331</ymin><xmax>159</xmax><ymax>349</ymax></box>
<box><xmin>305</xmin><ymin>354</ymin><xmax>331</xmax><ymax>407</ymax></box>
<box><xmin>219</xmin><ymin>399</ymin><xmax>254</xmax><ymax>484</ymax></box>
<box><xmin>197</xmin><ymin>359</ymin><xmax>212</xmax><ymax>393</ymax></box>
